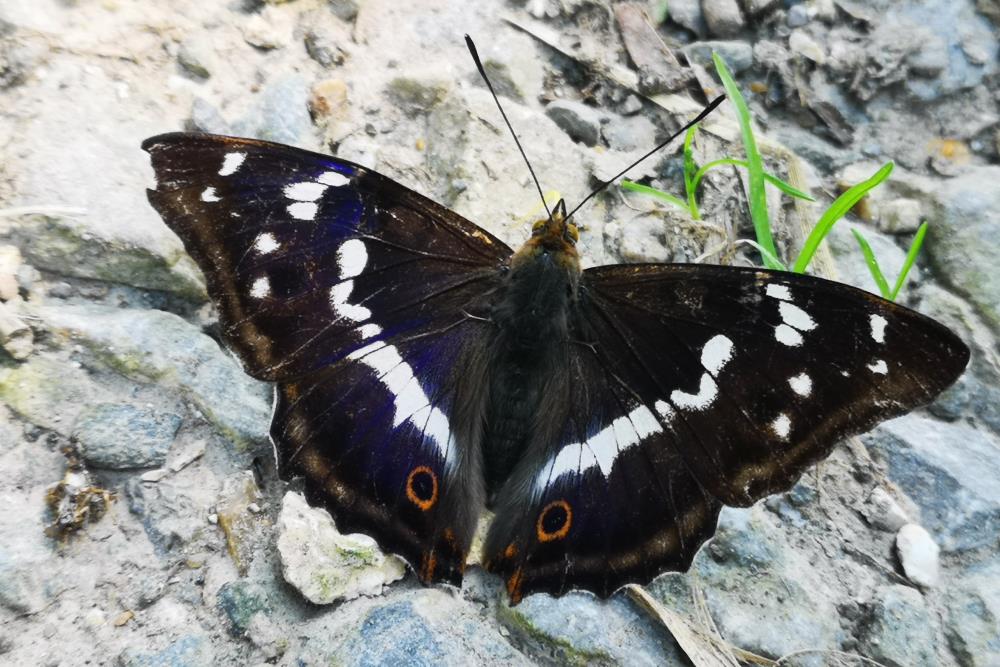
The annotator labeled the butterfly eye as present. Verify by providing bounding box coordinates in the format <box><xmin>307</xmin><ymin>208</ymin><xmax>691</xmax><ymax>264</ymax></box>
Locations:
<box><xmin>536</xmin><ymin>499</ymin><xmax>572</xmax><ymax>542</ymax></box>
<box><xmin>406</xmin><ymin>466</ymin><xmax>439</xmax><ymax>511</ymax></box>
<box><xmin>531</xmin><ymin>219</ymin><xmax>546</xmax><ymax>235</ymax></box>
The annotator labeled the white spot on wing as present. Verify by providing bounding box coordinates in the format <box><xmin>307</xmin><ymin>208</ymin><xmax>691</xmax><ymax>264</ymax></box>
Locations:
<box><xmin>629</xmin><ymin>405</ymin><xmax>662</xmax><ymax>438</ymax></box>
<box><xmin>287</xmin><ymin>202</ymin><xmax>318</xmax><ymax>220</ymax></box>
<box><xmin>318</xmin><ymin>170</ymin><xmax>350</xmax><ymax>187</ymax></box>
<box><xmin>766</xmin><ymin>283</ymin><xmax>792</xmax><ymax>301</ymax></box>
<box><xmin>701</xmin><ymin>334</ymin><xmax>734</xmax><ymax>374</ymax></box>
<box><xmin>357</xmin><ymin>323</ymin><xmax>382</xmax><ymax>340</ymax></box>
<box><xmin>253</xmin><ymin>233</ymin><xmax>280</xmax><ymax>255</ymax></box>
<box><xmin>219</xmin><ymin>152</ymin><xmax>246</xmax><ymax>176</ymax></box>
<box><xmin>870</xmin><ymin>314</ymin><xmax>888</xmax><ymax>344</ymax></box>
<box><xmin>201</xmin><ymin>186</ymin><xmax>220</xmax><ymax>202</ymax></box>
<box><xmin>868</xmin><ymin>359</ymin><xmax>888</xmax><ymax>375</ymax></box>
<box><xmin>775</xmin><ymin>323</ymin><xmax>803</xmax><ymax>347</ymax></box>
<box><xmin>337</xmin><ymin>239</ymin><xmax>368</xmax><ymax>278</ymax></box>
<box><xmin>771</xmin><ymin>413</ymin><xmax>791</xmax><ymax>439</ymax></box>
<box><xmin>788</xmin><ymin>372</ymin><xmax>812</xmax><ymax>397</ymax></box>
<box><xmin>671</xmin><ymin>374</ymin><xmax>718</xmax><ymax>410</ymax></box>
<box><xmin>654</xmin><ymin>400</ymin><xmax>675</xmax><ymax>421</ymax></box>
<box><xmin>329</xmin><ymin>280</ymin><xmax>370</xmax><ymax>322</ymax></box>
<box><xmin>587</xmin><ymin>427</ymin><xmax>618</xmax><ymax>477</ymax></box>
<box><xmin>250</xmin><ymin>276</ymin><xmax>270</xmax><ymax>299</ymax></box>
<box><xmin>284</xmin><ymin>181</ymin><xmax>328</xmax><ymax>202</ymax></box>
<box><xmin>779</xmin><ymin>301</ymin><xmax>817</xmax><ymax>331</ymax></box>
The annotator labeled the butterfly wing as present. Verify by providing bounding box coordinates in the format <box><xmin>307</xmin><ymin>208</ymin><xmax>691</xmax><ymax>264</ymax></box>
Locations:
<box><xmin>144</xmin><ymin>133</ymin><xmax>513</xmax><ymax>583</ymax></box>
<box><xmin>484</xmin><ymin>264</ymin><xmax>969</xmax><ymax>601</ymax></box>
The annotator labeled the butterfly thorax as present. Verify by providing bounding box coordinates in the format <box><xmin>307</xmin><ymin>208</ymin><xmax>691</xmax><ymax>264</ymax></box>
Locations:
<box><xmin>482</xmin><ymin>212</ymin><xmax>582</xmax><ymax>502</ymax></box>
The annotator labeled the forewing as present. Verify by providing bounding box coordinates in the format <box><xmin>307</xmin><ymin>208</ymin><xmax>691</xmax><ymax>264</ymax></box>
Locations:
<box><xmin>143</xmin><ymin>132</ymin><xmax>511</xmax><ymax>382</ymax></box>
<box><xmin>485</xmin><ymin>264</ymin><xmax>968</xmax><ymax>601</ymax></box>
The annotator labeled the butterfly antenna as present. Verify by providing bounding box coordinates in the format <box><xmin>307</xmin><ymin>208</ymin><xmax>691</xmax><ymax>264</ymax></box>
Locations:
<box><xmin>563</xmin><ymin>94</ymin><xmax>726</xmax><ymax>224</ymax></box>
<box><xmin>465</xmin><ymin>34</ymin><xmax>551</xmax><ymax>220</ymax></box>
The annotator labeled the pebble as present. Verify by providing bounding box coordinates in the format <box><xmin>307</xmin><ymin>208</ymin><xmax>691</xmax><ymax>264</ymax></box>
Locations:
<box><xmin>789</xmin><ymin>30</ymin><xmax>826</xmax><ymax>64</ymax></box>
<box><xmin>878</xmin><ymin>197</ymin><xmax>923</xmax><ymax>234</ymax></box>
<box><xmin>863</xmin><ymin>487</ymin><xmax>910</xmax><ymax>532</ymax></box>
<box><xmin>188</xmin><ymin>97</ymin><xmax>231</xmax><ymax>135</ymax></box>
<box><xmin>682</xmin><ymin>40</ymin><xmax>754</xmax><ymax>74</ymax></box>
<box><xmin>787</xmin><ymin>3</ymin><xmax>813</xmax><ymax>27</ymax></box>
<box><xmin>176</xmin><ymin>38</ymin><xmax>214</xmax><ymax>79</ymax></box>
<box><xmin>242</xmin><ymin>7</ymin><xmax>294</xmax><ymax>50</ymax></box>
<box><xmin>702</xmin><ymin>0</ymin><xmax>745</xmax><ymax>37</ymax></box>
<box><xmin>72</xmin><ymin>402</ymin><xmax>181</xmax><ymax>470</ymax></box>
<box><xmin>276</xmin><ymin>492</ymin><xmax>406</xmax><ymax>605</ymax></box>
<box><xmin>665</xmin><ymin>0</ymin><xmax>707</xmax><ymax>35</ymax></box>
<box><xmin>896</xmin><ymin>523</ymin><xmax>940</xmax><ymax>588</ymax></box>
<box><xmin>544</xmin><ymin>99</ymin><xmax>602</xmax><ymax>146</ymax></box>
<box><xmin>234</xmin><ymin>75</ymin><xmax>314</xmax><ymax>147</ymax></box>
<box><xmin>858</xmin><ymin>585</ymin><xmax>935</xmax><ymax>667</ymax></box>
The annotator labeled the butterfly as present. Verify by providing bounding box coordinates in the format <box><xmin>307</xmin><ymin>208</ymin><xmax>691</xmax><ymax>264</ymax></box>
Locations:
<box><xmin>143</xmin><ymin>96</ymin><xmax>968</xmax><ymax>606</ymax></box>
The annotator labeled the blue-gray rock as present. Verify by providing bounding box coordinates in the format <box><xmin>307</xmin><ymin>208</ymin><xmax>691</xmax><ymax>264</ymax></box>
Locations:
<box><xmin>827</xmin><ymin>220</ymin><xmax>917</xmax><ymax>296</ymax></box>
<box><xmin>857</xmin><ymin>585</ymin><xmax>935</xmax><ymax>667</ymax></box>
<box><xmin>702</xmin><ymin>0</ymin><xmax>745</xmax><ymax>37</ymax></box>
<box><xmin>72</xmin><ymin>403</ymin><xmax>181</xmax><ymax>470</ymax></box>
<box><xmin>544</xmin><ymin>100</ymin><xmax>602</xmax><ymax>147</ymax></box>
<box><xmin>863</xmin><ymin>415</ymin><xmax>1000</xmax><ymax>552</ymax></box>
<box><xmin>188</xmin><ymin>97</ymin><xmax>231</xmax><ymax>135</ymax></box>
<box><xmin>119</xmin><ymin>635</ymin><xmax>212</xmax><ymax>667</ymax></box>
<box><xmin>31</xmin><ymin>305</ymin><xmax>270</xmax><ymax>449</ymax></box>
<box><xmin>0</xmin><ymin>356</ymin><xmax>112</xmax><ymax>435</ymax></box>
<box><xmin>232</xmin><ymin>75</ymin><xmax>314</xmax><ymax>148</ymax></box>
<box><xmin>787</xmin><ymin>3</ymin><xmax>812</xmax><ymax>27</ymax></box>
<box><xmin>500</xmin><ymin>590</ymin><xmax>686</xmax><ymax>665</ymax></box>
<box><xmin>328</xmin><ymin>0</ymin><xmax>359</xmax><ymax>22</ymax></box>
<box><xmin>945</xmin><ymin>561</ymin><xmax>1000</xmax><ymax>667</ymax></box>
<box><xmin>124</xmin><ymin>466</ymin><xmax>220</xmax><ymax>552</ymax></box>
<box><xmin>602</xmin><ymin>115</ymin><xmax>657</xmax><ymax>153</ymax></box>
<box><xmin>923</xmin><ymin>166</ymin><xmax>1000</xmax><ymax>331</ymax></box>
<box><xmin>665</xmin><ymin>0</ymin><xmax>707</xmax><ymax>35</ymax></box>
<box><xmin>217</xmin><ymin>579</ymin><xmax>272</xmax><ymax>636</ymax></box>
<box><xmin>682</xmin><ymin>41</ymin><xmax>754</xmax><ymax>74</ymax></box>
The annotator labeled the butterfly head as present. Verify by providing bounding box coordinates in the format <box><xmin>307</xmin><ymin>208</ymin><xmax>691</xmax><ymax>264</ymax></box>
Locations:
<box><xmin>512</xmin><ymin>199</ymin><xmax>581</xmax><ymax>274</ymax></box>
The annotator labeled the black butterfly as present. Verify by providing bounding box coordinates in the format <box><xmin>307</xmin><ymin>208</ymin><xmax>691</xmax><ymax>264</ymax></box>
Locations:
<box><xmin>143</xmin><ymin>114</ymin><xmax>968</xmax><ymax>605</ymax></box>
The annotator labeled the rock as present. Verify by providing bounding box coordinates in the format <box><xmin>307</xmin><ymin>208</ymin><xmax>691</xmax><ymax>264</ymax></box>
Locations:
<box><xmin>499</xmin><ymin>590</ymin><xmax>686</xmax><ymax>665</ymax></box>
<box><xmin>304</xmin><ymin>26</ymin><xmax>349</xmax><ymax>68</ymax></box>
<box><xmin>701</xmin><ymin>0</ymin><xmax>745</xmax><ymax>37</ymax></box>
<box><xmin>944</xmin><ymin>561</ymin><xmax>1000</xmax><ymax>667</ymax></box>
<box><xmin>125</xmin><ymin>466</ymin><xmax>220</xmax><ymax>552</ymax></box>
<box><xmin>0</xmin><ymin>245</ymin><xmax>21</xmax><ymax>301</ymax></box>
<box><xmin>119</xmin><ymin>635</ymin><xmax>212</xmax><ymax>667</ymax></box>
<box><xmin>385</xmin><ymin>75</ymin><xmax>450</xmax><ymax>113</ymax></box>
<box><xmin>857</xmin><ymin>585</ymin><xmax>935</xmax><ymax>667</ymax></box>
<box><xmin>7</xmin><ymin>214</ymin><xmax>205</xmax><ymax>301</ymax></box>
<box><xmin>615</xmin><ymin>3</ymin><xmax>692</xmax><ymax>94</ymax></box>
<box><xmin>789</xmin><ymin>30</ymin><xmax>825</xmax><ymax>64</ymax></box>
<box><xmin>602</xmin><ymin>115</ymin><xmax>656</xmax><ymax>152</ymax></box>
<box><xmin>31</xmin><ymin>304</ymin><xmax>270</xmax><ymax>448</ymax></box>
<box><xmin>246</xmin><ymin>614</ymin><xmax>288</xmax><ymax>660</ymax></box>
<box><xmin>176</xmin><ymin>38</ymin><xmax>215</xmax><ymax>79</ymax></box>
<box><xmin>923</xmin><ymin>166</ymin><xmax>1000</xmax><ymax>331</ymax></box>
<box><xmin>72</xmin><ymin>403</ymin><xmax>181</xmax><ymax>470</ymax></box>
<box><xmin>682</xmin><ymin>40</ymin><xmax>754</xmax><ymax>74</ymax></box>
<box><xmin>233</xmin><ymin>75</ymin><xmax>314</xmax><ymax>148</ymax></box>
<box><xmin>0</xmin><ymin>356</ymin><xmax>111</xmax><ymax>435</ymax></box>
<box><xmin>188</xmin><ymin>97</ymin><xmax>231</xmax><ymax>135</ymax></box>
<box><xmin>895</xmin><ymin>523</ymin><xmax>940</xmax><ymax>588</ymax></box>
<box><xmin>544</xmin><ymin>100</ymin><xmax>602</xmax><ymax>146</ymax></box>
<box><xmin>216</xmin><ymin>472</ymin><xmax>266</xmax><ymax>575</ymax></box>
<box><xmin>879</xmin><ymin>197</ymin><xmax>923</xmax><ymax>234</ymax></box>
<box><xmin>276</xmin><ymin>491</ymin><xmax>405</xmax><ymax>604</ymax></box>
<box><xmin>328</xmin><ymin>0</ymin><xmax>359</xmax><ymax>22</ymax></box>
<box><xmin>0</xmin><ymin>490</ymin><xmax>53</xmax><ymax>614</ymax></box>
<box><xmin>217</xmin><ymin>579</ymin><xmax>272</xmax><ymax>636</ymax></box>
<box><xmin>864</xmin><ymin>415</ymin><xmax>1000</xmax><ymax>553</ymax></box>
<box><xmin>787</xmin><ymin>3</ymin><xmax>813</xmax><ymax>26</ymax></box>
<box><xmin>666</xmin><ymin>0</ymin><xmax>707</xmax><ymax>35</ymax></box>
<box><xmin>242</xmin><ymin>6</ymin><xmax>294</xmax><ymax>49</ymax></box>
<box><xmin>826</xmin><ymin>220</ymin><xmax>917</xmax><ymax>296</ymax></box>
<box><xmin>0</xmin><ymin>303</ymin><xmax>31</xmax><ymax>360</ymax></box>
<box><xmin>861</xmin><ymin>487</ymin><xmax>910</xmax><ymax>532</ymax></box>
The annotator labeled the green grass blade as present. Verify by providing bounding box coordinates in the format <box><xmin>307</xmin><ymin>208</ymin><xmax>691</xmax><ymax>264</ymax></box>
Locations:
<box><xmin>692</xmin><ymin>158</ymin><xmax>815</xmax><ymax>201</ymax></box>
<box><xmin>713</xmin><ymin>51</ymin><xmax>781</xmax><ymax>270</ymax></box>
<box><xmin>621</xmin><ymin>180</ymin><xmax>689</xmax><ymax>210</ymax></box>
<box><xmin>683</xmin><ymin>125</ymin><xmax>701</xmax><ymax>219</ymax></box>
<box><xmin>890</xmin><ymin>221</ymin><xmax>929</xmax><ymax>300</ymax></box>
<box><xmin>851</xmin><ymin>228</ymin><xmax>892</xmax><ymax>298</ymax></box>
<box><xmin>792</xmin><ymin>161</ymin><xmax>894</xmax><ymax>274</ymax></box>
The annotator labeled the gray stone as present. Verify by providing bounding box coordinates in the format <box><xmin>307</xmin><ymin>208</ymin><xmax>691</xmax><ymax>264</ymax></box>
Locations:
<box><xmin>276</xmin><ymin>491</ymin><xmax>405</xmax><ymax>604</ymax></box>
<box><xmin>0</xmin><ymin>490</ymin><xmax>53</xmax><ymax>614</ymax></box>
<box><xmin>188</xmin><ymin>97</ymin><xmax>231</xmax><ymax>135</ymax></box>
<box><xmin>864</xmin><ymin>415</ymin><xmax>1000</xmax><ymax>552</ymax></box>
<box><xmin>242</xmin><ymin>6</ymin><xmax>294</xmax><ymax>49</ymax></box>
<box><xmin>217</xmin><ymin>579</ymin><xmax>272</xmax><ymax>636</ymax></box>
<box><xmin>682</xmin><ymin>40</ymin><xmax>754</xmax><ymax>74</ymax></box>
<box><xmin>233</xmin><ymin>75</ymin><xmax>314</xmax><ymax>148</ymax></box>
<box><xmin>304</xmin><ymin>27</ymin><xmax>349</xmax><ymax>68</ymax></box>
<box><xmin>944</xmin><ymin>561</ymin><xmax>1000</xmax><ymax>667</ymax></box>
<box><xmin>31</xmin><ymin>305</ymin><xmax>270</xmax><ymax>448</ymax></box>
<box><xmin>789</xmin><ymin>30</ymin><xmax>825</xmax><ymax>64</ymax></box>
<box><xmin>857</xmin><ymin>585</ymin><xmax>935</xmax><ymax>667</ymax></box>
<box><xmin>923</xmin><ymin>166</ymin><xmax>1000</xmax><ymax>331</ymax></box>
<box><xmin>0</xmin><ymin>356</ymin><xmax>111</xmax><ymax>435</ymax></box>
<box><xmin>701</xmin><ymin>0</ymin><xmax>745</xmax><ymax>37</ymax></box>
<box><xmin>328</xmin><ymin>0</ymin><xmax>359</xmax><ymax>22</ymax></box>
<box><xmin>385</xmin><ymin>75</ymin><xmax>450</xmax><ymax>113</ymax></box>
<box><xmin>499</xmin><ymin>589</ymin><xmax>686</xmax><ymax>665</ymax></box>
<box><xmin>826</xmin><ymin>220</ymin><xmax>917</xmax><ymax>296</ymax></box>
<box><xmin>602</xmin><ymin>115</ymin><xmax>656</xmax><ymax>152</ymax></box>
<box><xmin>878</xmin><ymin>197</ymin><xmax>923</xmax><ymax>234</ymax></box>
<box><xmin>895</xmin><ymin>523</ymin><xmax>939</xmax><ymax>588</ymax></box>
<box><xmin>787</xmin><ymin>4</ymin><xmax>812</xmax><ymax>26</ymax></box>
<box><xmin>544</xmin><ymin>100</ymin><xmax>602</xmax><ymax>147</ymax></box>
<box><xmin>861</xmin><ymin>487</ymin><xmax>910</xmax><ymax>532</ymax></box>
<box><xmin>72</xmin><ymin>403</ymin><xmax>181</xmax><ymax>470</ymax></box>
<box><xmin>125</xmin><ymin>467</ymin><xmax>220</xmax><ymax>552</ymax></box>
<box><xmin>176</xmin><ymin>38</ymin><xmax>214</xmax><ymax>79</ymax></box>
<box><xmin>666</xmin><ymin>0</ymin><xmax>707</xmax><ymax>34</ymax></box>
<box><xmin>119</xmin><ymin>635</ymin><xmax>212</xmax><ymax>667</ymax></box>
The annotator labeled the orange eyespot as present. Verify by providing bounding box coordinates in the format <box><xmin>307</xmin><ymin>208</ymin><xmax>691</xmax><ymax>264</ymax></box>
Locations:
<box><xmin>536</xmin><ymin>499</ymin><xmax>572</xmax><ymax>542</ymax></box>
<box><xmin>406</xmin><ymin>466</ymin><xmax>438</xmax><ymax>511</ymax></box>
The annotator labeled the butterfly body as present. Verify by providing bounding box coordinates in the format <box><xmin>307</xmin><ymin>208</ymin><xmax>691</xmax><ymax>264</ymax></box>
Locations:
<box><xmin>143</xmin><ymin>132</ymin><xmax>969</xmax><ymax>604</ymax></box>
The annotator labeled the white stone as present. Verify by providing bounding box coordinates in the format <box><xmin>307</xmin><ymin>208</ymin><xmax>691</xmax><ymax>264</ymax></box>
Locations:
<box><xmin>864</xmin><ymin>487</ymin><xmax>910</xmax><ymax>532</ymax></box>
<box><xmin>896</xmin><ymin>523</ymin><xmax>940</xmax><ymax>588</ymax></box>
<box><xmin>277</xmin><ymin>491</ymin><xmax>406</xmax><ymax>605</ymax></box>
